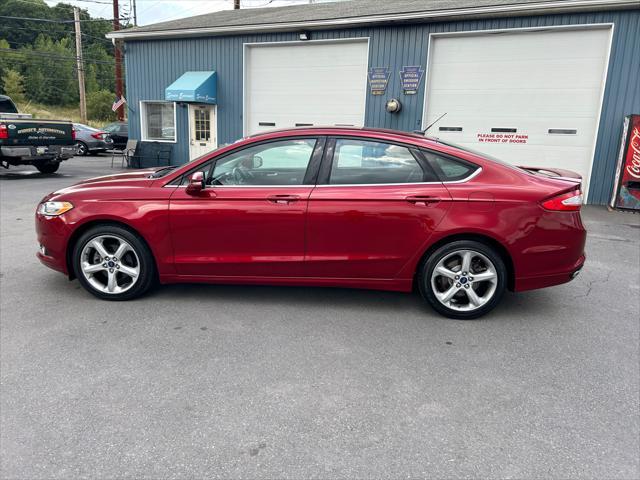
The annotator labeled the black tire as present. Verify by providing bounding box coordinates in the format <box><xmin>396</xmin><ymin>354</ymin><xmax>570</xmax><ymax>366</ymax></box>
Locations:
<box><xmin>418</xmin><ymin>240</ymin><xmax>507</xmax><ymax>320</ymax></box>
<box><xmin>36</xmin><ymin>162</ymin><xmax>60</xmax><ymax>174</ymax></box>
<box><xmin>75</xmin><ymin>141</ymin><xmax>89</xmax><ymax>156</ymax></box>
<box><xmin>72</xmin><ymin>224</ymin><xmax>156</xmax><ymax>301</ymax></box>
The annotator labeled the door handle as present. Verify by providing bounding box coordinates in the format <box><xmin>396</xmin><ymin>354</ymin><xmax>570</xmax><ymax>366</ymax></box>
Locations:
<box><xmin>405</xmin><ymin>195</ymin><xmax>440</xmax><ymax>205</ymax></box>
<box><xmin>267</xmin><ymin>194</ymin><xmax>300</xmax><ymax>204</ymax></box>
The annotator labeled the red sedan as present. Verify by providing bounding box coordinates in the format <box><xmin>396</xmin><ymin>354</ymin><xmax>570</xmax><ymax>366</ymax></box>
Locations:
<box><xmin>35</xmin><ymin>127</ymin><xmax>585</xmax><ymax>319</ymax></box>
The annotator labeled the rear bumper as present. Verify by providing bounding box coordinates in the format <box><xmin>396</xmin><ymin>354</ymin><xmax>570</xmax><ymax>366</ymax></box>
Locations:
<box><xmin>515</xmin><ymin>253</ymin><xmax>585</xmax><ymax>291</ymax></box>
<box><xmin>85</xmin><ymin>139</ymin><xmax>113</xmax><ymax>151</ymax></box>
<box><xmin>2</xmin><ymin>145</ymin><xmax>76</xmax><ymax>162</ymax></box>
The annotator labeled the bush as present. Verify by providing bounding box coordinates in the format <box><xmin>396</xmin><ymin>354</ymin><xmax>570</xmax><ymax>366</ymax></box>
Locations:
<box><xmin>2</xmin><ymin>69</ymin><xmax>26</xmax><ymax>105</ymax></box>
<box><xmin>86</xmin><ymin>90</ymin><xmax>117</xmax><ymax>122</ymax></box>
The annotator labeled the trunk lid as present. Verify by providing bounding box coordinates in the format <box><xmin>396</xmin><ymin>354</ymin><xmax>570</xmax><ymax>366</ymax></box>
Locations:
<box><xmin>518</xmin><ymin>166</ymin><xmax>582</xmax><ymax>190</ymax></box>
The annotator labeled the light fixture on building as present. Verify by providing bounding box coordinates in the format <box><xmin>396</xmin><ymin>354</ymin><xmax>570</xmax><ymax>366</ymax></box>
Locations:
<box><xmin>385</xmin><ymin>98</ymin><xmax>402</xmax><ymax>113</ymax></box>
<box><xmin>299</xmin><ymin>31</ymin><xmax>310</xmax><ymax>41</ymax></box>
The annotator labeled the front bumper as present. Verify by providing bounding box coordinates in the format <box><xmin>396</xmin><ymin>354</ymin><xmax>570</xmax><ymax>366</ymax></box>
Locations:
<box><xmin>35</xmin><ymin>213</ymin><xmax>71</xmax><ymax>275</ymax></box>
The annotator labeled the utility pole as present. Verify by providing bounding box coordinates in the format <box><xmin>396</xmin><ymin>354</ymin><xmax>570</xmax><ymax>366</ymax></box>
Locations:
<box><xmin>234</xmin><ymin>0</ymin><xmax>240</xmax><ymax>9</ymax></box>
<box><xmin>73</xmin><ymin>7</ymin><xmax>87</xmax><ymax>124</ymax></box>
<box><xmin>132</xmin><ymin>0</ymin><xmax>138</xmax><ymax>26</ymax></box>
<box><xmin>112</xmin><ymin>0</ymin><xmax>124</xmax><ymax>121</ymax></box>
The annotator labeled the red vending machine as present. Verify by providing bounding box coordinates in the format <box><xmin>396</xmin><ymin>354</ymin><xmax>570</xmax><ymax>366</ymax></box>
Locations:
<box><xmin>610</xmin><ymin>114</ymin><xmax>640</xmax><ymax>211</ymax></box>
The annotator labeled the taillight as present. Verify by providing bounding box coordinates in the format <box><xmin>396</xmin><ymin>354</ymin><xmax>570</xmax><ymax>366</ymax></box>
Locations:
<box><xmin>0</xmin><ymin>124</ymin><xmax>8</xmax><ymax>140</ymax></box>
<box><xmin>91</xmin><ymin>131</ymin><xmax>106</xmax><ymax>140</ymax></box>
<box><xmin>71</xmin><ymin>127</ymin><xmax>76</xmax><ymax>141</ymax></box>
<box><xmin>541</xmin><ymin>190</ymin><xmax>583</xmax><ymax>211</ymax></box>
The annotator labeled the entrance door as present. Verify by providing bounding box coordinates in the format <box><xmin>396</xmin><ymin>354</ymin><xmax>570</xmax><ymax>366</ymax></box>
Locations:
<box><xmin>188</xmin><ymin>104</ymin><xmax>217</xmax><ymax>160</ymax></box>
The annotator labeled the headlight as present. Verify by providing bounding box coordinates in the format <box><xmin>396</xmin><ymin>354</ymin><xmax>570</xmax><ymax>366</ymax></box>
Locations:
<box><xmin>37</xmin><ymin>201</ymin><xmax>74</xmax><ymax>216</ymax></box>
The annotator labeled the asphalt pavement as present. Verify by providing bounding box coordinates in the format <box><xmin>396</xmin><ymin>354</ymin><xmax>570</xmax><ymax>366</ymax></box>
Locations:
<box><xmin>1</xmin><ymin>155</ymin><xmax>639</xmax><ymax>479</ymax></box>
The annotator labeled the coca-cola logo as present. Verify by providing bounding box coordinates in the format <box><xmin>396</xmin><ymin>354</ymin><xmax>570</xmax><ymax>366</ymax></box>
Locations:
<box><xmin>626</xmin><ymin>127</ymin><xmax>640</xmax><ymax>179</ymax></box>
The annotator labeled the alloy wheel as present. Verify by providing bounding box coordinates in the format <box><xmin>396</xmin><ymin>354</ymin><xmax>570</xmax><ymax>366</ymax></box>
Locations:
<box><xmin>75</xmin><ymin>142</ymin><xmax>87</xmax><ymax>156</ymax></box>
<box><xmin>430</xmin><ymin>249</ymin><xmax>499</xmax><ymax>312</ymax></box>
<box><xmin>80</xmin><ymin>235</ymin><xmax>140</xmax><ymax>294</ymax></box>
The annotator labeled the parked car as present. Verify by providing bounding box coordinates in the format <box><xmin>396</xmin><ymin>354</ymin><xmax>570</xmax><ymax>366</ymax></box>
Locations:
<box><xmin>0</xmin><ymin>94</ymin><xmax>75</xmax><ymax>173</ymax></box>
<box><xmin>35</xmin><ymin>127</ymin><xmax>586</xmax><ymax>319</ymax></box>
<box><xmin>102</xmin><ymin>121</ymin><xmax>128</xmax><ymax>150</ymax></box>
<box><xmin>73</xmin><ymin>123</ymin><xmax>113</xmax><ymax>156</ymax></box>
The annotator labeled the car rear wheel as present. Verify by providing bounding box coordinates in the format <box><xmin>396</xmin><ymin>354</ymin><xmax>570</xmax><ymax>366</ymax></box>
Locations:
<box><xmin>72</xmin><ymin>225</ymin><xmax>156</xmax><ymax>300</ymax></box>
<box><xmin>75</xmin><ymin>141</ymin><xmax>88</xmax><ymax>156</ymax></box>
<box><xmin>35</xmin><ymin>162</ymin><xmax>60</xmax><ymax>174</ymax></box>
<box><xmin>419</xmin><ymin>240</ymin><xmax>507</xmax><ymax>319</ymax></box>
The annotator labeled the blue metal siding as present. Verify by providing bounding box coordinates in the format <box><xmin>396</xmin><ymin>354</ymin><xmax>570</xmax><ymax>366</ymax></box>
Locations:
<box><xmin>124</xmin><ymin>9</ymin><xmax>640</xmax><ymax>204</ymax></box>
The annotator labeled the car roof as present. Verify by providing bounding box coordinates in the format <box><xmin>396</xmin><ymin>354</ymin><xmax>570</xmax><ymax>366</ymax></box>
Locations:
<box><xmin>247</xmin><ymin>126</ymin><xmax>448</xmax><ymax>149</ymax></box>
<box><xmin>243</xmin><ymin>126</ymin><xmax>521</xmax><ymax>174</ymax></box>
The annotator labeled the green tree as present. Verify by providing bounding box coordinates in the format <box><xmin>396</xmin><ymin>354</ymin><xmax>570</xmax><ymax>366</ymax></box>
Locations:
<box><xmin>0</xmin><ymin>0</ymin><xmax>120</xmax><ymax>107</ymax></box>
<box><xmin>20</xmin><ymin>35</ymin><xmax>78</xmax><ymax>106</ymax></box>
<box><xmin>1</xmin><ymin>68</ymin><xmax>26</xmax><ymax>105</ymax></box>
<box><xmin>86</xmin><ymin>89</ymin><xmax>116</xmax><ymax>121</ymax></box>
<box><xmin>84</xmin><ymin>43</ymin><xmax>115</xmax><ymax>93</ymax></box>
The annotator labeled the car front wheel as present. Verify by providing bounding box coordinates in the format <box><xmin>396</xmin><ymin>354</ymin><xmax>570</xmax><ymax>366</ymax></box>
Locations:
<box><xmin>72</xmin><ymin>225</ymin><xmax>156</xmax><ymax>300</ymax></box>
<box><xmin>419</xmin><ymin>240</ymin><xmax>507</xmax><ymax>319</ymax></box>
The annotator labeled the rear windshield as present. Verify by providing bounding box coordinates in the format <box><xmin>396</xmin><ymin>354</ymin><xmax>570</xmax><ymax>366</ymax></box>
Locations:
<box><xmin>0</xmin><ymin>98</ymin><xmax>18</xmax><ymax>113</ymax></box>
<box><xmin>434</xmin><ymin>138</ymin><xmax>527</xmax><ymax>173</ymax></box>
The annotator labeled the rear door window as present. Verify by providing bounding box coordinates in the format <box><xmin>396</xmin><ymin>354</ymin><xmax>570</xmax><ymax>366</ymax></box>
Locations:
<box><xmin>329</xmin><ymin>139</ymin><xmax>433</xmax><ymax>184</ymax></box>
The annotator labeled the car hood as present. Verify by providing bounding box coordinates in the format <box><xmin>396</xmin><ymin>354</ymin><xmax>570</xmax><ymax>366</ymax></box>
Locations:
<box><xmin>72</xmin><ymin>169</ymin><xmax>158</xmax><ymax>185</ymax></box>
<box><xmin>41</xmin><ymin>169</ymin><xmax>160</xmax><ymax>202</ymax></box>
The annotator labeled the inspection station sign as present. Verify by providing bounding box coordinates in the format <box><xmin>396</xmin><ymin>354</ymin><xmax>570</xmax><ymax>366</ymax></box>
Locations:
<box><xmin>399</xmin><ymin>66</ymin><xmax>424</xmax><ymax>94</ymax></box>
<box><xmin>368</xmin><ymin>67</ymin><xmax>391</xmax><ymax>95</ymax></box>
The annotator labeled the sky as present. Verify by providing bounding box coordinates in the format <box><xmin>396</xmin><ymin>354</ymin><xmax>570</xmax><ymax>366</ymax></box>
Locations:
<box><xmin>41</xmin><ymin>0</ymin><xmax>337</xmax><ymax>26</ymax></box>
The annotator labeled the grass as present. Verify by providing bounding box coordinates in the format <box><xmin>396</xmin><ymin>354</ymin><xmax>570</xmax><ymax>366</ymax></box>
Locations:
<box><xmin>13</xmin><ymin>101</ymin><xmax>121</xmax><ymax>129</ymax></box>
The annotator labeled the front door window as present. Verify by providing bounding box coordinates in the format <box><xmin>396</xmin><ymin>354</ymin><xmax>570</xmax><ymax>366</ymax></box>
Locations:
<box><xmin>209</xmin><ymin>138</ymin><xmax>317</xmax><ymax>186</ymax></box>
<box><xmin>194</xmin><ymin>108</ymin><xmax>211</xmax><ymax>141</ymax></box>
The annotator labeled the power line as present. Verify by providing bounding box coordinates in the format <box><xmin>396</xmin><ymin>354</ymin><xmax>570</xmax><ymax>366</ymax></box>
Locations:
<box><xmin>0</xmin><ymin>47</ymin><xmax>115</xmax><ymax>65</ymax></box>
<box><xmin>56</xmin><ymin>0</ymin><xmax>113</xmax><ymax>4</ymax></box>
<box><xmin>0</xmin><ymin>15</ymin><xmax>130</xmax><ymax>23</ymax></box>
<box><xmin>2</xmin><ymin>41</ymin><xmax>115</xmax><ymax>63</ymax></box>
<box><xmin>3</xmin><ymin>56</ymin><xmax>123</xmax><ymax>85</ymax></box>
<box><xmin>5</xmin><ymin>25</ymin><xmax>114</xmax><ymax>45</ymax></box>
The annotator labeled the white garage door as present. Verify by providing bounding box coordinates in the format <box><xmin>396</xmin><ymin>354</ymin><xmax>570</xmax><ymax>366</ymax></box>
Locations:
<box><xmin>245</xmin><ymin>40</ymin><xmax>368</xmax><ymax>135</ymax></box>
<box><xmin>423</xmin><ymin>27</ymin><xmax>612</xmax><ymax>195</ymax></box>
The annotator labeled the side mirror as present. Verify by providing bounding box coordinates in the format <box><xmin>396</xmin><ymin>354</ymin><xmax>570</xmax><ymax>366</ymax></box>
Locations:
<box><xmin>186</xmin><ymin>171</ymin><xmax>205</xmax><ymax>195</ymax></box>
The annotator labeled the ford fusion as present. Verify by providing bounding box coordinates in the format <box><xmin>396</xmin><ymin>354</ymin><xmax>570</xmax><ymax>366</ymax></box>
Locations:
<box><xmin>35</xmin><ymin>127</ymin><xmax>586</xmax><ymax>319</ymax></box>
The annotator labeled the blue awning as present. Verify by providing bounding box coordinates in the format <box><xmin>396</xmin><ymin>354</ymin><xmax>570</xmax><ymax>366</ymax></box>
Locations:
<box><xmin>165</xmin><ymin>71</ymin><xmax>217</xmax><ymax>104</ymax></box>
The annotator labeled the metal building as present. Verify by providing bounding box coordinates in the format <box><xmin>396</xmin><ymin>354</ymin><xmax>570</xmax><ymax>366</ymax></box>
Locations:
<box><xmin>107</xmin><ymin>0</ymin><xmax>640</xmax><ymax>204</ymax></box>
